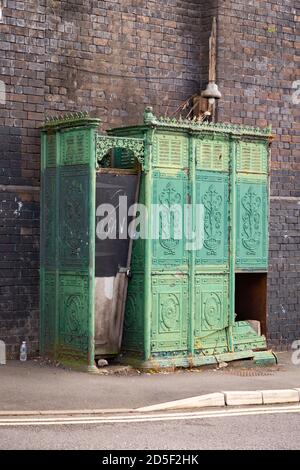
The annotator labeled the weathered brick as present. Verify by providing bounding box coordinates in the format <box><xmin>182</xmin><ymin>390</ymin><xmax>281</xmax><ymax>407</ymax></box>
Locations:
<box><xmin>0</xmin><ymin>0</ymin><xmax>298</xmax><ymax>356</ymax></box>
<box><xmin>216</xmin><ymin>0</ymin><xmax>299</xmax><ymax>349</ymax></box>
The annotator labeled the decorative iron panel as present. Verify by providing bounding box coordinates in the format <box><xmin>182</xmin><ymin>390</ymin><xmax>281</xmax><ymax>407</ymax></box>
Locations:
<box><xmin>59</xmin><ymin>273</ymin><xmax>89</xmax><ymax>355</ymax></box>
<box><xmin>59</xmin><ymin>166</ymin><xmax>90</xmax><ymax>270</ymax></box>
<box><xmin>151</xmin><ymin>275</ymin><xmax>188</xmax><ymax>353</ymax></box>
<box><xmin>196</xmin><ymin>171</ymin><xmax>229</xmax><ymax>266</ymax></box>
<box><xmin>152</xmin><ymin>170</ymin><xmax>188</xmax><ymax>268</ymax></box>
<box><xmin>194</xmin><ymin>274</ymin><xmax>229</xmax><ymax>340</ymax></box>
<box><xmin>236</xmin><ymin>177</ymin><xmax>268</xmax><ymax>269</ymax></box>
<box><xmin>96</xmin><ymin>135</ymin><xmax>144</xmax><ymax>168</ymax></box>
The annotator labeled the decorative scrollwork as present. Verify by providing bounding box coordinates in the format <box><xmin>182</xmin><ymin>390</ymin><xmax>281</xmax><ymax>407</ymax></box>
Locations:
<box><xmin>160</xmin><ymin>294</ymin><xmax>180</xmax><ymax>332</ymax></box>
<box><xmin>62</xmin><ymin>178</ymin><xmax>88</xmax><ymax>262</ymax></box>
<box><xmin>241</xmin><ymin>187</ymin><xmax>261</xmax><ymax>255</ymax></box>
<box><xmin>63</xmin><ymin>294</ymin><xmax>88</xmax><ymax>351</ymax></box>
<box><xmin>96</xmin><ymin>135</ymin><xmax>145</xmax><ymax>168</ymax></box>
<box><xmin>158</xmin><ymin>182</ymin><xmax>181</xmax><ymax>255</ymax></box>
<box><xmin>65</xmin><ymin>295</ymin><xmax>82</xmax><ymax>334</ymax></box>
<box><xmin>202</xmin><ymin>185</ymin><xmax>222</xmax><ymax>255</ymax></box>
<box><xmin>203</xmin><ymin>292</ymin><xmax>221</xmax><ymax>328</ymax></box>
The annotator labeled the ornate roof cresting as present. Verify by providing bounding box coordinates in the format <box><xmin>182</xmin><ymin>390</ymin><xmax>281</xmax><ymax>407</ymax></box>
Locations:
<box><xmin>96</xmin><ymin>135</ymin><xmax>145</xmax><ymax>168</ymax></box>
<box><xmin>40</xmin><ymin>112</ymin><xmax>101</xmax><ymax>130</ymax></box>
<box><xmin>143</xmin><ymin>107</ymin><xmax>272</xmax><ymax>138</ymax></box>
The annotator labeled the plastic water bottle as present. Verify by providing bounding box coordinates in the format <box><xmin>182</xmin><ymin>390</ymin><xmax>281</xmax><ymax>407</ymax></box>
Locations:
<box><xmin>20</xmin><ymin>341</ymin><xmax>27</xmax><ymax>362</ymax></box>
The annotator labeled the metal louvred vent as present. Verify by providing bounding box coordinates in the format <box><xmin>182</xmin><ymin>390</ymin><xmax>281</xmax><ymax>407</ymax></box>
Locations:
<box><xmin>237</xmin><ymin>142</ymin><xmax>267</xmax><ymax>174</ymax></box>
<box><xmin>196</xmin><ymin>140</ymin><xmax>229</xmax><ymax>171</ymax></box>
<box><xmin>154</xmin><ymin>135</ymin><xmax>188</xmax><ymax>167</ymax></box>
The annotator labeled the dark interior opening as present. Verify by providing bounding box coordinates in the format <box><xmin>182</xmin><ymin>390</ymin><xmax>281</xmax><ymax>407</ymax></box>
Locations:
<box><xmin>95</xmin><ymin>147</ymin><xmax>140</xmax><ymax>277</ymax></box>
<box><xmin>95</xmin><ymin>170</ymin><xmax>138</xmax><ymax>277</ymax></box>
<box><xmin>235</xmin><ymin>273</ymin><xmax>267</xmax><ymax>336</ymax></box>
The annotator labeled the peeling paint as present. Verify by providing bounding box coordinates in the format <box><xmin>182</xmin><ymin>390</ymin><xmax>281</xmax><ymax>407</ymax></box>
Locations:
<box><xmin>104</xmin><ymin>276</ymin><xmax>114</xmax><ymax>300</ymax></box>
<box><xmin>280</xmin><ymin>304</ymin><xmax>286</xmax><ymax>315</ymax></box>
<box><xmin>13</xmin><ymin>201</ymin><xmax>23</xmax><ymax>216</ymax></box>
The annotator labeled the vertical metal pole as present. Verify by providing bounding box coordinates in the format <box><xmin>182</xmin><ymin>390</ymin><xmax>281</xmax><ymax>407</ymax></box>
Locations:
<box><xmin>39</xmin><ymin>131</ymin><xmax>46</xmax><ymax>355</ymax></box>
<box><xmin>144</xmin><ymin>129</ymin><xmax>154</xmax><ymax>363</ymax></box>
<box><xmin>188</xmin><ymin>133</ymin><xmax>196</xmax><ymax>362</ymax></box>
<box><xmin>228</xmin><ymin>137</ymin><xmax>237</xmax><ymax>352</ymax></box>
<box><xmin>87</xmin><ymin>126</ymin><xmax>97</xmax><ymax>372</ymax></box>
<box><xmin>54</xmin><ymin>129</ymin><xmax>60</xmax><ymax>358</ymax></box>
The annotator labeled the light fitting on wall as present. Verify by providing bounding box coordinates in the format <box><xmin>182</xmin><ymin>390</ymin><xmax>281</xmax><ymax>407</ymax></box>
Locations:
<box><xmin>201</xmin><ymin>17</ymin><xmax>221</xmax><ymax>121</ymax></box>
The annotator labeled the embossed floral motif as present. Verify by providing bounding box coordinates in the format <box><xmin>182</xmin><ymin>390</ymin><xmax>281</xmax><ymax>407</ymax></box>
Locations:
<box><xmin>241</xmin><ymin>187</ymin><xmax>261</xmax><ymax>255</ymax></box>
<box><xmin>203</xmin><ymin>292</ymin><xmax>221</xmax><ymax>329</ymax></box>
<box><xmin>202</xmin><ymin>185</ymin><xmax>222</xmax><ymax>255</ymax></box>
<box><xmin>62</xmin><ymin>179</ymin><xmax>86</xmax><ymax>258</ymax></box>
<box><xmin>65</xmin><ymin>295</ymin><xmax>82</xmax><ymax>334</ymax></box>
<box><xmin>158</xmin><ymin>183</ymin><xmax>181</xmax><ymax>255</ymax></box>
<box><xmin>63</xmin><ymin>294</ymin><xmax>87</xmax><ymax>350</ymax></box>
<box><xmin>160</xmin><ymin>294</ymin><xmax>180</xmax><ymax>331</ymax></box>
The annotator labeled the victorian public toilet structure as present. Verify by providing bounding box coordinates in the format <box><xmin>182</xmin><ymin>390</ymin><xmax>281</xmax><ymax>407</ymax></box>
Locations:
<box><xmin>40</xmin><ymin>108</ymin><xmax>275</xmax><ymax>371</ymax></box>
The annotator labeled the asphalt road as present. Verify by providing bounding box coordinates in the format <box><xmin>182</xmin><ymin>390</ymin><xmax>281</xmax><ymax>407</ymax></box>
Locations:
<box><xmin>1</xmin><ymin>405</ymin><xmax>299</xmax><ymax>450</ymax></box>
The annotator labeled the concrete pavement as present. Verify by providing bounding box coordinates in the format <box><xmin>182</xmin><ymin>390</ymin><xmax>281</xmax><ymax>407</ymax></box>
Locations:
<box><xmin>0</xmin><ymin>351</ymin><xmax>299</xmax><ymax>412</ymax></box>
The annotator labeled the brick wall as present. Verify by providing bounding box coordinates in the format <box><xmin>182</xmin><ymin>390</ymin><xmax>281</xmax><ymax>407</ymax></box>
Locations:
<box><xmin>216</xmin><ymin>0</ymin><xmax>300</xmax><ymax>348</ymax></box>
<box><xmin>0</xmin><ymin>0</ymin><xmax>44</xmax><ymax>357</ymax></box>
<box><xmin>0</xmin><ymin>189</ymin><xmax>40</xmax><ymax>357</ymax></box>
<box><xmin>0</xmin><ymin>0</ymin><xmax>298</xmax><ymax>356</ymax></box>
<box><xmin>43</xmin><ymin>0</ymin><xmax>202</xmax><ymax>127</ymax></box>
<box><xmin>0</xmin><ymin>0</ymin><xmax>203</xmax><ymax>357</ymax></box>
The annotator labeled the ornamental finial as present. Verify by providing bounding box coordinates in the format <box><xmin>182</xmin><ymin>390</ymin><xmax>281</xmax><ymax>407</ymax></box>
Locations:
<box><xmin>144</xmin><ymin>106</ymin><xmax>156</xmax><ymax>125</ymax></box>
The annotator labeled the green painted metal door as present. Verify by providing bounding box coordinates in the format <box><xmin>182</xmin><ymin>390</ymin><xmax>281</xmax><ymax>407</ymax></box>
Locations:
<box><xmin>40</xmin><ymin>115</ymin><xmax>100</xmax><ymax>370</ymax></box>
